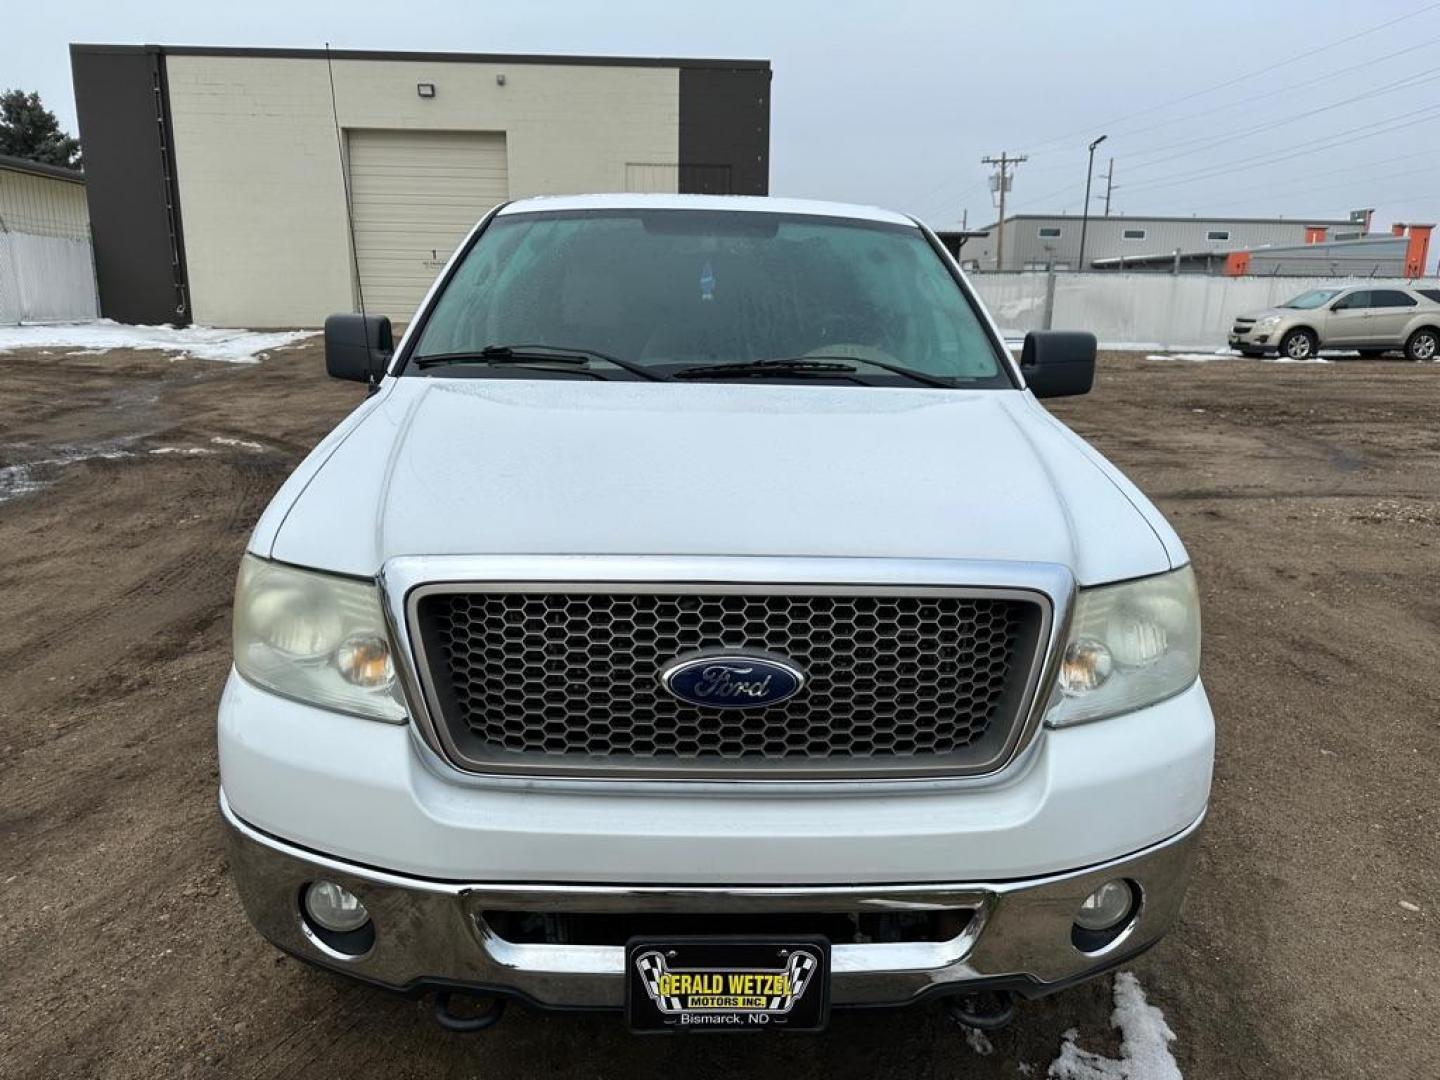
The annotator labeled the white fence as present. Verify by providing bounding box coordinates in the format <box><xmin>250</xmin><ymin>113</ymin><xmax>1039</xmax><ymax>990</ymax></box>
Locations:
<box><xmin>968</xmin><ymin>271</ymin><xmax>1435</xmax><ymax>349</ymax></box>
<box><xmin>0</xmin><ymin>231</ymin><xmax>99</xmax><ymax>324</ymax></box>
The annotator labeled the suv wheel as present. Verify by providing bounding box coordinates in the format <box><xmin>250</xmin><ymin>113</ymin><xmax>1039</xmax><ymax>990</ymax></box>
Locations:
<box><xmin>1279</xmin><ymin>328</ymin><xmax>1318</xmax><ymax>361</ymax></box>
<box><xmin>1405</xmin><ymin>328</ymin><xmax>1439</xmax><ymax>362</ymax></box>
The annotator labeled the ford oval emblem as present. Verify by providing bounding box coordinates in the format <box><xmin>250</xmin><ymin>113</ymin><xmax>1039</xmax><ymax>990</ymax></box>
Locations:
<box><xmin>659</xmin><ymin>652</ymin><xmax>805</xmax><ymax>710</ymax></box>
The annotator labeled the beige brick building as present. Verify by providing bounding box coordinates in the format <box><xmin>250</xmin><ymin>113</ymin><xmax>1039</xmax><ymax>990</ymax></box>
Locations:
<box><xmin>71</xmin><ymin>45</ymin><xmax>770</xmax><ymax>327</ymax></box>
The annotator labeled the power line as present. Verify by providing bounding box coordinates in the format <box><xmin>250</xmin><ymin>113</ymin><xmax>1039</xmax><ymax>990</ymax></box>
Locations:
<box><xmin>1118</xmin><ymin>105</ymin><xmax>1440</xmax><ymax>197</ymax></box>
<box><xmin>1002</xmin><ymin>105</ymin><xmax>1440</xmax><ymax>219</ymax></box>
<box><xmin>1082</xmin><ymin>32</ymin><xmax>1440</xmax><ymax>151</ymax></box>
<box><xmin>1189</xmin><ymin>161</ymin><xmax>1440</xmax><ymax>213</ymax></box>
<box><xmin>915</xmin><ymin>5</ymin><xmax>1440</xmax><ymax>226</ymax></box>
<box><xmin>1013</xmin><ymin>0</ymin><xmax>1440</xmax><ymax>156</ymax></box>
<box><xmin>1117</xmin><ymin>67</ymin><xmax>1440</xmax><ymax>175</ymax></box>
<box><xmin>995</xmin><ymin>49</ymin><xmax>1440</xmax><ymax>201</ymax></box>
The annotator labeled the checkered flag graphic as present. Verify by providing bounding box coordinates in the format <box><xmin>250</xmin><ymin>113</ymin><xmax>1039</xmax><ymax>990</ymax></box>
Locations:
<box><xmin>771</xmin><ymin>950</ymin><xmax>818</xmax><ymax>1012</ymax></box>
<box><xmin>634</xmin><ymin>950</ymin><xmax>683</xmax><ymax>1012</ymax></box>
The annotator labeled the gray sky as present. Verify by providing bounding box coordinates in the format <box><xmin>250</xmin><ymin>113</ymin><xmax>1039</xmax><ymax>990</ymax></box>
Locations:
<box><xmin>11</xmin><ymin>0</ymin><xmax>1440</xmax><ymax>241</ymax></box>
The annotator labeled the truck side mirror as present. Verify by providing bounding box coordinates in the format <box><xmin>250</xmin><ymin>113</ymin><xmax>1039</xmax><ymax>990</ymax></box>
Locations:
<box><xmin>324</xmin><ymin>314</ymin><xmax>393</xmax><ymax>385</ymax></box>
<box><xmin>1020</xmin><ymin>331</ymin><xmax>1096</xmax><ymax>399</ymax></box>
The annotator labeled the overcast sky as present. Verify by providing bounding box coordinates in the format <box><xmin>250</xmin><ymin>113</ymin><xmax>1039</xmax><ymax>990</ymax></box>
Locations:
<box><xmin>11</xmin><ymin>0</ymin><xmax>1440</xmax><ymax>240</ymax></box>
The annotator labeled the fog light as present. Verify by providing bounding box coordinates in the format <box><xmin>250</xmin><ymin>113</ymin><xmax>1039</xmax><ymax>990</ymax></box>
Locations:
<box><xmin>304</xmin><ymin>881</ymin><xmax>370</xmax><ymax>933</ymax></box>
<box><xmin>1074</xmin><ymin>879</ymin><xmax>1133</xmax><ymax>931</ymax></box>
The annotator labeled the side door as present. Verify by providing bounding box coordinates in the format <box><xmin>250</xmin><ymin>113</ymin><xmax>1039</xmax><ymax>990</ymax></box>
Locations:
<box><xmin>1323</xmin><ymin>290</ymin><xmax>1371</xmax><ymax>345</ymax></box>
<box><xmin>1364</xmin><ymin>289</ymin><xmax>1420</xmax><ymax>344</ymax></box>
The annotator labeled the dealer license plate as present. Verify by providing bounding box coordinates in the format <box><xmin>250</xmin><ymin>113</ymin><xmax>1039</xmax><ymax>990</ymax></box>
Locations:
<box><xmin>626</xmin><ymin>937</ymin><xmax>830</xmax><ymax>1033</ymax></box>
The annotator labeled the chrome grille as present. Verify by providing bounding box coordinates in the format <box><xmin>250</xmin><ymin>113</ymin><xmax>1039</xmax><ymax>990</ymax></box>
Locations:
<box><xmin>411</xmin><ymin>587</ymin><xmax>1048</xmax><ymax>778</ymax></box>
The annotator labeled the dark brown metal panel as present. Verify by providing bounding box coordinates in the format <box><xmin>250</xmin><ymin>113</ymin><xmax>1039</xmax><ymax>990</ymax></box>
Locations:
<box><xmin>72</xmin><ymin>42</ymin><xmax>770</xmax><ymax>71</ymax></box>
<box><xmin>678</xmin><ymin>66</ymin><xmax>771</xmax><ymax>196</ymax></box>
<box><xmin>69</xmin><ymin>45</ymin><xmax>191</xmax><ymax>325</ymax></box>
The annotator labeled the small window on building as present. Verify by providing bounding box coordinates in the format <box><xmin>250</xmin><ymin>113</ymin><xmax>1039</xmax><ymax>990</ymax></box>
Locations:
<box><xmin>1122</xmin><ymin>229</ymin><xmax>1146</xmax><ymax>240</ymax></box>
<box><xmin>1333</xmin><ymin>230</ymin><xmax>1361</xmax><ymax>241</ymax></box>
<box><xmin>1206</xmin><ymin>230</ymin><xmax>1230</xmax><ymax>241</ymax></box>
<box><xmin>1037</xmin><ymin>226</ymin><xmax>1063</xmax><ymax>238</ymax></box>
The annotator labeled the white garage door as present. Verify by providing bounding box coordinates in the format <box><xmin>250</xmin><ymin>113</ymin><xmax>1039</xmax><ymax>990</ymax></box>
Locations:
<box><xmin>347</xmin><ymin>129</ymin><xmax>509</xmax><ymax>323</ymax></box>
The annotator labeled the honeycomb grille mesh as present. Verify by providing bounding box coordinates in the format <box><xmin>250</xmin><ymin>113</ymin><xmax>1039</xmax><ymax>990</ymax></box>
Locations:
<box><xmin>415</xmin><ymin>591</ymin><xmax>1039</xmax><ymax>770</ymax></box>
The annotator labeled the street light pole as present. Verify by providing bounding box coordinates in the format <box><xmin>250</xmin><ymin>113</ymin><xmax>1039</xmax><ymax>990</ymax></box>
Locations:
<box><xmin>1078</xmin><ymin>134</ymin><xmax>1107</xmax><ymax>271</ymax></box>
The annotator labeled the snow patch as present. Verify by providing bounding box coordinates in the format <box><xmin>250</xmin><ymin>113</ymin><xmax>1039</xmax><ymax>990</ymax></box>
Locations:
<box><xmin>148</xmin><ymin>447</ymin><xmax>216</xmax><ymax>456</ymax></box>
<box><xmin>964</xmin><ymin>1026</ymin><xmax>994</xmax><ymax>1055</ymax></box>
<box><xmin>1146</xmin><ymin>351</ymin><xmax>1328</xmax><ymax>364</ymax></box>
<box><xmin>0</xmin><ymin>444</ymin><xmax>134</xmax><ymax>505</ymax></box>
<box><xmin>0</xmin><ymin>320</ymin><xmax>316</xmax><ymax>364</ymax></box>
<box><xmin>210</xmin><ymin>436</ymin><xmax>266</xmax><ymax>452</ymax></box>
<box><xmin>1047</xmin><ymin>972</ymin><xmax>1181</xmax><ymax>1080</ymax></box>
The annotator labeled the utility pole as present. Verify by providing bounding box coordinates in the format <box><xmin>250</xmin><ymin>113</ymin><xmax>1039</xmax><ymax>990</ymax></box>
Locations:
<box><xmin>1079</xmin><ymin>135</ymin><xmax>1108</xmax><ymax>272</ymax></box>
<box><xmin>982</xmin><ymin>152</ymin><xmax>1026</xmax><ymax>270</ymax></box>
<box><xmin>1103</xmin><ymin>158</ymin><xmax>1115</xmax><ymax>216</ymax></box>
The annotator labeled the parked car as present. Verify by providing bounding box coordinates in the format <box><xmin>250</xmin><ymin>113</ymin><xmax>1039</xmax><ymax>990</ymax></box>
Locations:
<box><xmin>220</xmin><ymin>194</ymin><xmax>1212</xmax><ymax>1035</ymax></box>
<box><xmin>1229</xmin><ymin>285</ymin><xmax>1440</xmax><ymax>361</ymax></box>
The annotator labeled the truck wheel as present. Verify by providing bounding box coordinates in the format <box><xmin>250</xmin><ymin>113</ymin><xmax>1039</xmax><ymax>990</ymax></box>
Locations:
<box><xmin>1279</xmin><ymin>328</ymin><xmax>1318</xmax><ymax>361</ymax></box>
<box><xmin>1404</xmin><ymin>328</ymin><xmax>1439</xmax><ymax>362</ymax></box>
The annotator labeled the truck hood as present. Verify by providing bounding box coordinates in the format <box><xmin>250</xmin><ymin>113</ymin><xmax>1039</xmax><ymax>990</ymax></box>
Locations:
<box><xmin>256</xmin><ymin>378</ymin><xmax>1182</xmax><ymax>585</ymax></box>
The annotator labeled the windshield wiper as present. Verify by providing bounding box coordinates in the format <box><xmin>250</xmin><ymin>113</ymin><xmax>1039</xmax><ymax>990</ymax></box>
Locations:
<box><xmin>670</xmin><ymin>358</ymin><xmax>860</xmax><ymax>381</ymax></box>
<box><xmin>671</xmin><ymin>355</ymin><xmax>960</xmax><ymax>388</ymax></box>
<box><xmin>414</xmin><ymin>344</ymin><xmax>668</xmax><ymax>382</ymax></box>
<box><xmin>793</xmin><ymin>354</ymin><xmax>961</xmax><ymax>389</ymax></box>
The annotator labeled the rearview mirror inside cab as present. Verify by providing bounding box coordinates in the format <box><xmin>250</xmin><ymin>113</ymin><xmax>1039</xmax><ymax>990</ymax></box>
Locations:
<box><xmin>1020</xmin><ymin>331</ymin><xmax>1096</xmax><ymax>399</ymax></box>
<box><xmin>324</xmin><ymin>314</ymin><xmax>394</xmax><ymax>385</ymax></box>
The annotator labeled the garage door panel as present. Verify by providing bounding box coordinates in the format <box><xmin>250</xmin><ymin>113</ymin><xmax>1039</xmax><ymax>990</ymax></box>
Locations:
<box><xmin>347</xmin><ymin>130</ymin><xmax>508</xmax><ymax>323</ymax></box>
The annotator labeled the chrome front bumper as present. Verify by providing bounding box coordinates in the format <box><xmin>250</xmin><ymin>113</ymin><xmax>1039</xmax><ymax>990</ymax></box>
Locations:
<box><xmin>222</xmin><ymin>794</ymin><xmax>1203</xmax><ymax>1009</ymax></box>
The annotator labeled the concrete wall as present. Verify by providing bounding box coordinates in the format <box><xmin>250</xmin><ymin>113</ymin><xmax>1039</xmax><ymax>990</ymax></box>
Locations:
<box><xmin>0</xmin><ymin>163</ymin><xmax>97</xmax><ymax>323</ymax></box>
<box><xmin>968</xmin><ymin>271</ymin><xmax>1440</xmax><ymax>349</ymax></box>
<box><xmin>165</xmin><ymin>54</ymin><xmax>680</xmax><ymax>327</ymax></box>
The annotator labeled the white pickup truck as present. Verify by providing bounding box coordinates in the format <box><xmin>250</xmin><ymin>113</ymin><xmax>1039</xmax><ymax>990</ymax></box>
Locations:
<box><xmin>220</xmin><ymin>194</ymin><xmax>1212</xmax><ymax>1034</ymax></box>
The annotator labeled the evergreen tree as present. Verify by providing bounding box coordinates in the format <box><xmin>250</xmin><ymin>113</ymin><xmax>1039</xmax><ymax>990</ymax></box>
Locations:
<box><xmin>0</xmin><ymin>90</ymin><xmax>82</xmax><ymax>169</ymax></box>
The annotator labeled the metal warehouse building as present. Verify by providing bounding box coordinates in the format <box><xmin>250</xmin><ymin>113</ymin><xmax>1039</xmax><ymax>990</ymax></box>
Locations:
<box><xmin>70</xmin><ymin>44</ymin><xmax>771</xmax><ymax>328</ymax></box>
<box><xmin>0</xmin><ymin>154</ymin><xmax>95</xmax><ymax>323</ymax></box>
<box><xmin>967</xmin><ymin>214</ymin><xmax>1358</xmax><ymax>272</ymax></box>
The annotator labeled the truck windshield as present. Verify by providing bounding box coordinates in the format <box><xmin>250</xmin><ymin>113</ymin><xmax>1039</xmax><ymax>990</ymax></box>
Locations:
<box><xmin>407</xmin><ymin>209</ymin><xmax>1010</xmax><ymax>386</ymax></box>
<box><xmin>1281</xmin><ymin>289</ymin><xmax>1342</xmax><ymax>309</ymax></box>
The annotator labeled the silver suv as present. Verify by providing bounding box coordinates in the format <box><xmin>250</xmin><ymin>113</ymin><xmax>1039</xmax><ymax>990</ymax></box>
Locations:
<box><xmin>1230</xmin><ymin>285</ymin><xmax>1440</xmax><ymax>361</ymax></box>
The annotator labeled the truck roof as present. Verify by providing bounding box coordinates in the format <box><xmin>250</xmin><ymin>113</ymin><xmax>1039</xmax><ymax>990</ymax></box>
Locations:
<box><xmin>497</xmin><ymin>193</ymin><xmax>917</xmax><ymax>226</ymax></box>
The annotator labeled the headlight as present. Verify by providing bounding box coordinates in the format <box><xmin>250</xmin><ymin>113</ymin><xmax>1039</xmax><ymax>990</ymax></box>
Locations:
<box><xmin>233</xmin><ymin>555</ymin><xmax>406</xmax><ymax>722</ymax></box>
<box><xmin>1253</xmin><ymin>315</ymin><xmax>1281</xmax><ymax>332</ymax></box>
<box><xmin>1046</xmin><ymin>565</ymin><xmax>1200</xmax><ymax>727</ymax></box>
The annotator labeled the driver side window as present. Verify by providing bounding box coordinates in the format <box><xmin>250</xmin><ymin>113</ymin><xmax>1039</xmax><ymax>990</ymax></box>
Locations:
<box><xmin>1333</xmin><ymin>291</ymin><xmax>1369</xmax><ymax>311</ymax></box>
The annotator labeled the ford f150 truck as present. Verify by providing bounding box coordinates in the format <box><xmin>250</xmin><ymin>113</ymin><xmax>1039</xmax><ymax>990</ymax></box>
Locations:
<box><xmin>220</xmin><ymin>194</ymin><xmax>1212</xmax><ymax>1034</ymax></box>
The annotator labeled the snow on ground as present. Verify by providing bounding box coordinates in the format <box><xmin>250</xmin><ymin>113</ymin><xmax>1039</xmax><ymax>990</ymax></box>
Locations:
<box><xmin>1145</xmin><ymin>350</ymin><xmax>1329</xmax><ymax>364</ymax></box>
<box><xmin>1047</xmin><ymin>972</ymin><xmax>1182</xmax><ymax>1080</ymax></box>
<box><xmin>0</xmin><ymin>320</ymin><xmax>316</xmax><ymax>364</ymax></box>
<box><xmin>0</xmin><ymin>443</ymin><xmax>133</xmax><ymax>505</ymax></box>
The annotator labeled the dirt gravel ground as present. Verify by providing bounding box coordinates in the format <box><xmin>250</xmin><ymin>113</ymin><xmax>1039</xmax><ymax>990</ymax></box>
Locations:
<box><xmin>0</xmin><ymin>343</ymin><xmax>1436</xmax><ymax>1078</ymax></box>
